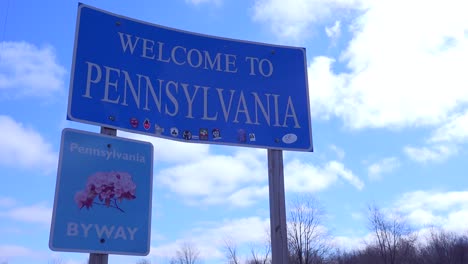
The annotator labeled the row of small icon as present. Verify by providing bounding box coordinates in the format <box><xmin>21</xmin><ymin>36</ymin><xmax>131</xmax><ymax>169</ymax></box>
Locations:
<box><xmin>129</xmin><ymin>117</ymin><xmax>260</xmax><ymax>143</ymax></box>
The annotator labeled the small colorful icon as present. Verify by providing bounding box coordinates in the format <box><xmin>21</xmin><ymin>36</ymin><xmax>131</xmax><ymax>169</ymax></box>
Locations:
<box><xmin>183</xmin><ymin>130</ymin><xmax>192</xmax><ymax>140</ymax></box>
<box><xmin>130</xmin><ymin>118</ymin><xmax>139</xmax><ymax>128</ymax></box>
<box><xmin>238</xmin><ymin>129</ymin><xmax>246</xmax><ymax>143</ymax></box>
<box><xmin>143</xmin><ymin>119</ymin><xmax>151</xmax><ymax>130</ymax></box>
<box><xmin>212</xmin><ymin>128</ymin><xmax>221</xmax><ymax>140</ymax></box>
<box><xmin>155</xmin><ymin>124</ymin><xmax>164</xmax><ymax>135</ymax></box>
<box><xmin>282</xmin><ymin>133</ymin><xmax>298</xmax><ymax>144</ymax></box>
<box><xmin>199</xmin><ymin>128</ymin><xmax>209</xmax><ymax>140</ymax></box>
<box><xmin>249</xmin><ymin>133</ymin><xmax>256</xmax><ymax>142</ymax></box>
<box><xmin>170</xmin><ymin>128</ymin><xmax>179</xmax><ymax>137</ymax></box>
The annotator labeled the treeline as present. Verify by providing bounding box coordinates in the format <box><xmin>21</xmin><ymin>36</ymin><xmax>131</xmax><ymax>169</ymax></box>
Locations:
<box><xmin>332</xmin><ymin>228</ymin><xmax>468</xmax><ymax>264</ymax></box>
<box><xmin>223</xmin><ymin>227</ymin><xmax>468</xmax><ymax>264</ymax></box>
<box><xmin>332</xmin><ymin>204</ymin><xmax>468</xmax><ymax>264</ymax></box>
<box><xmin>140</xmin><ymin>197</ymin><xmax>468</xmax><ymax>264</ymax></box>
<box><xmin>289</xmin><ymin>200</ymin><xmax>468</xmax><ymax>264</ymax></box>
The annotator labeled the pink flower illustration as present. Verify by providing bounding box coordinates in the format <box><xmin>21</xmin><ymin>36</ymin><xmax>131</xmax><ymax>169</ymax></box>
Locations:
<box><xmin>74</xmin><ymin>171</ymin><xmax>137</xmax><ymax>212</ymax></box>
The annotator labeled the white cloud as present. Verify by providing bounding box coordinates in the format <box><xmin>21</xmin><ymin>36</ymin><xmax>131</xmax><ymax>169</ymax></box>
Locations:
<box><xmin>128</xmin><ymin>133</ymin><xmax>360</xmax><ymax>205</ymax></box>
<box><xmin>307</xmin><ymin>57</ymin><xmax>347</xmax><ymax>119</ymax></box>
<box><xmin>156</xmin><ymin>147</ymin><xmax>266</xmax><ymax>206</ymax></box>
<box><xmin>251</xmin><ymin>0</ymin><xmax>366</xmax><ymax>42</ymax></box>
<box><xmin>285</xmin><ymin>160</ymin><xmax>364</xmax><ymax>192</ymax></box>
<box><xmin>0</xmin><ymin>203</ymin><xmax>52</xmax><ymax>225</ymax></box>
<box><xmin>151</xmin><ymin>240</ymin><xmax>207</xmax><ymax>262</ymax></box>
<box><xmin>445</xmin><ymin>210</ymin><xmax>468</xmax><ymax>231</ymax></box>
<box><xmin>405</xmin><ymin>208</ymin><xmax>442</xmax><ymax>227</ymax></box>
<box><xmin>0</xmin><ymin>41</ymin><xmax>66</xmax><ymax>97</ymax></box>
<box><xmin>396</xmin><ymin>191</ymin><xmax>468</xmax><ymax>213</ymax></box>
<box><xmin>328</xmin><ymin>161</ymin><xmax>364</xmax><ymax>190</ymax></box>
<box><xmin>394</xmin><ymin>190</ymin><xmax>468</xmax><ymax>232</ymax></box>
<box><xmin>333</xmin><ymin>235</ymin><xmax>366</xmax><ymax>251</ymax></box>
<box><xmin>367</xmin><ymin>157</ymin><xmax>400</xmax><ymax>180</ymax></box>
<box><xmin>329</xmin><ymin>144</ymin><xmax>345</xmax><ymax>160</ymax></box>
<box><xmin>0</xmin><ymin>245</ymin><xmax>35</xmax><ymax>258</ymax></box>
<box><xmin>150</xmin><ymin>217</ymin><xmax>270</xmax><ymax>261</ymax></box>
<box><xmin>307</xmin><ymin>1</ymin><xmax>468</xmax><ymax>130</ymax></box>
<box><xmin>403</xmin><ymin>144</ymin><xmax>457</xmax><ymax>163</ymax></box>
<box><xmin>0</xmin><ymin>245</ymin><xmax>51</xmax><ymax>263</ymax></box>
<box><xmin>0</xmin><ymin>197</ymin><xmax>16</xmax><ymax>207</ymax></box>
<box><xmin>325</xmin><ymin>20</ymin><xmax>341</xmax><ymax>41</ymax></box>
<box><xmin>202</xmin><ymin>217</ymin><xmax>270</xmax><ymax>244</ymax></box>
<box><xmin>0</xmin><ymin>115</ymin><xmax>57</xmax><ymax>173</ymax></box>
<box><xmin>227</xmin><ymin>185</ymin><xmax>269</xmax><ymax>207</ymax></box>
<box><xmin>402</xmin><ymin>109</ymin><xmax>468</xmax><ymax>164</ymax></box>
<box><xmin>430</xmin><ymin>110</ymin><xmax>468</xmax><ymax>143</ymax></box>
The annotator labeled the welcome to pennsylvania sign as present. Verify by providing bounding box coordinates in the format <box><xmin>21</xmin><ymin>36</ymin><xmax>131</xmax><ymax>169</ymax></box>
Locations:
<box><xmin>68</xmin><ymin>3</ymin><xmax>313</xmax><ymax>151</ymax></box>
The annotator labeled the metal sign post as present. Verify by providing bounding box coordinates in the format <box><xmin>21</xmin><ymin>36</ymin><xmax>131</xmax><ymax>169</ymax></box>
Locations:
<box><xmin>89</xmin><ymin>253</ymin><xmax>108</xmax><ymax>264</ymax></box>
<box><xmin>268</xmin><ymin>149</ymin><xmax>288</xmax><ymax>264</ymax></box>
<box><xmin>88</xmin><ymin>127</ymin><xmax>116</xmax><ymax>264</ymax></box>
<box><xmin>100</xmin><ymin>126</ymin><xmax>117</xmax><ymax>136</ymax></box>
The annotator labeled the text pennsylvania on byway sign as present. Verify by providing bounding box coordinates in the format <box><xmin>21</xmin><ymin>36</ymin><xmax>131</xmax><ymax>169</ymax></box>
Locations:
<box><xmin>68</xmin><ymin>4</ymin><xmax>313</xmax><ymax>151</ymax></box>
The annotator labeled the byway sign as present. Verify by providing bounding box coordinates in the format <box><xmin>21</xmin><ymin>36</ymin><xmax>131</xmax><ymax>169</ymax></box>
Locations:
<box><xmin>68</xmin><ymin>4</ymin><xmax>312</xmax><ymax>151</ymax></box>
<box><xmin>49</xmin><ymin>128</ymin><xmax>153</xmax><ymax>255</ymax></box>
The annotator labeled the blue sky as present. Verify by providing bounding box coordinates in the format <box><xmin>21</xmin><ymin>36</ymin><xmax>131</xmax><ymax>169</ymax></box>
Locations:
<box><xmin>1</xmin><ymin>0</ymin><xmax>468</xmax><ymax>263</ymax></box>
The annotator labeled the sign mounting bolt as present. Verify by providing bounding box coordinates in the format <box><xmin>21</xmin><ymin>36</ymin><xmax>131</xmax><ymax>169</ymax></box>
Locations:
<box><xmin>116</xmin><ymin>21</ymin><xmax>121</xmax><ymax>26</ymax></box>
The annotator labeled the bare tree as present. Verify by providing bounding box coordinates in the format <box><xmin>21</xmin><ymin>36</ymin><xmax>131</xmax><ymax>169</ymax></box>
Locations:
<box><xmin>248</xmin><ymin>244</ymin><xmax>271</xmax><ymax>264</ymax></box>
<box><xmin>419</xmin><ymin>227</ymin><xmax>468</xmax><ymax>264</ymax></box>
<box><xmin>367</xmin><ymin>204</ymin><xmax>416</xmax><ymax>264</ymax></box>
<box><xmin>136</xmin><ymin>258</ymin><xmax>151</xmax><ymax>264</ymax></box>
<box><xmin>287</xmin><ymin>195</ymin><xmax>331</xmax><ymax>264</ymax></box>
<box><xmin>224</xmin><ymin>235</ymin><xmax>271</xmax><ymax>264</ymax></box>
<box><xmin>48</xmin><ymin>258</ymin><xmax>64</xmax><ymax>264</ymax></box>
<box><xmin>170</xmin><ymin>241</ymin><xmax>201</xmax><ymax>264</ymax></box>
<box><xmin>224</xmin><ymin>238</ymin><xmax>241</xmax><ymax>264</ymax></box>
<box><xmin>248</xmin><ymin>235</ymin><xmax>271</xmax><ymax>264</ymax></box>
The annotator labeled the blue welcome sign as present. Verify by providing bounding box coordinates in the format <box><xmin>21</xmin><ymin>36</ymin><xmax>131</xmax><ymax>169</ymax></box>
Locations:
<box><xmin>68</xmin><ymin>4</ymin><xmax>313</xmax><ymax>151</ymax></box>
<box><xmin>49</xmin><ymin>128</ymin><xmax>153</xmax><ymax>255</ymax></box>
